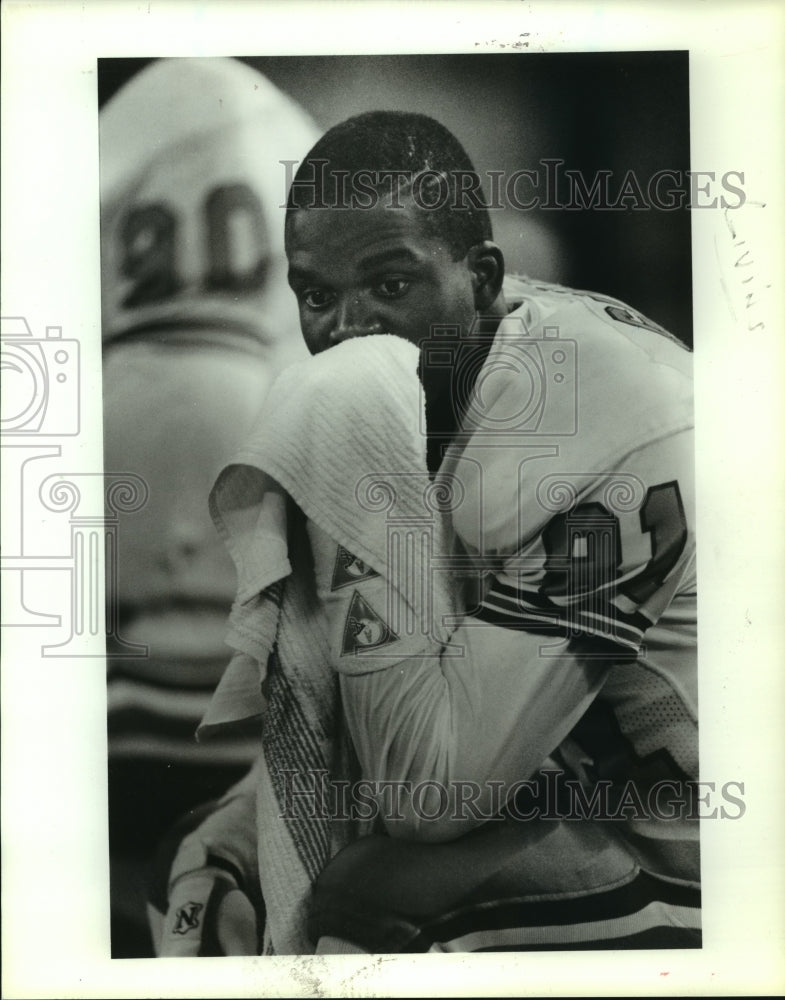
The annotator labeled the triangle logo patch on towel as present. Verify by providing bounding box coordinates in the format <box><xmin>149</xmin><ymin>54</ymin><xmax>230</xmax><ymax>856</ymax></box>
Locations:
<box><xmin>331</xmin><ymin>545</ymin><xmax>379</xmax><ymax>591</ymax></box>
<box><xmin>341</xmin><ymin>590</ymin><xmax>398</xmax><ymax>656</ymax></box>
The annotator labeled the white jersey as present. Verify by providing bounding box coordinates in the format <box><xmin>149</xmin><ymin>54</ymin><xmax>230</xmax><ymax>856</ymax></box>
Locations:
<box><xmin>450</xmin><ymin>277</ymin><xmax>697</xmax><ymax>810</ymax></box>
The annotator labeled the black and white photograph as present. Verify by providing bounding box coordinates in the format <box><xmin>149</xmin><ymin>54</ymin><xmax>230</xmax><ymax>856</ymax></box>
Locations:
<box><xmin>2</xmin><ymin>2</ymin><xmax>783</xmax><ymax>997</ymax></box>
<box><xmin>100</xmin><ymin>50</ymin><xmax>700</xmax><ymax>961</ymax></box>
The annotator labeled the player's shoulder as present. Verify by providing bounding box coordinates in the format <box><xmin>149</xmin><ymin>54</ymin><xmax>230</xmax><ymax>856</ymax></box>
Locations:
<box><xmin>496</xmin><ymin>274</ymin><xmax>693</xmax><ymax>422</ymax></box>
<box><xmin>501</xmin><ymin>275</ymin><xmax>690</xmax><ymax>360</ymax></box>
<box><xmin>449</xmin><ymin>277</ymin><xmax>695</xmax><ymax>556</ymax></box>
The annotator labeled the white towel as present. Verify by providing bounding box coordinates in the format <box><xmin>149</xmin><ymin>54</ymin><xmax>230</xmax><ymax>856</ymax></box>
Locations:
<box><xmin>199</xmin><ymin>334</ymin><xmax>458</xmax><ymax>954</ymax></box>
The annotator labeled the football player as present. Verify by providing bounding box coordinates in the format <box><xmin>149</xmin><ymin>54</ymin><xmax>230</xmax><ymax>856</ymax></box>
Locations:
<box><xmin>154</xmin><ymin>111</ymin><xmax>698</xmax><ymax>955</ymax></box>
<box><xmin>100</xmin><ymin>57</ymin><xmax>318</xmax><ymax>955</ymax></box>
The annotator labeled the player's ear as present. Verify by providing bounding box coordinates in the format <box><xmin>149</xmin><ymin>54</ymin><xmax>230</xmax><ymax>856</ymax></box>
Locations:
<box><xmin>467</xmin><ymin>242</ymin><xmax>505</xmax><ymax>311</ymax></box>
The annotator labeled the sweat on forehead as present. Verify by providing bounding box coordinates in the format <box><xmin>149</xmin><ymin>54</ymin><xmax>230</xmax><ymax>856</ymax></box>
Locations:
<box><xmin>285</xmin><ymin>110</ymin><xmax>494</xmax><ymax>260</ymax></box>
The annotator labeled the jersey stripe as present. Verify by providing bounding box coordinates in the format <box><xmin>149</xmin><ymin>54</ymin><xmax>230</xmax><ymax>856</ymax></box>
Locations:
<box><xmin>476</xmin><ymin>598</ymin><xmax>645</xmax><ymax>653</ymax></box>
<box><xmin>489</xmin><ymin>575</ymin><xmax>654</xmax><ymax>629</ymax></box>
<box><xmin>475</xmin><ymin>575</ymin><xmax>654</xmax><ymax>654</ymax></box>
<box><xmin>430</xmin><ymin>903</ymin><xmax>701</xmax><ymax>951</ymax></box>
<box><xmin>109</xmin><ymin>734</ymin><xmax>260</xmax><ymax>765</ymax></box>
<box><xmin>107</xmin><ymin>677</ymin><xmax>260</xmax><ymax>766</ymax></box>
<box><xmin>310</xmin><ymin>868</ymin><xmax>700</xmax><ymax>953</ymax></box>
<box><xmin>411</xmin><ymin>870</ymin><xmax>700</xmax><ymax>953</ymax></box>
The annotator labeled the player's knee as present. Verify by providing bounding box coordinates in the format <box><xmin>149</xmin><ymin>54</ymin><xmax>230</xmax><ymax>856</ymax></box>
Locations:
<box><xmin>383</xmin><ymin>783</ymin><xmax>486</xmax><ymax>844</ymax></box>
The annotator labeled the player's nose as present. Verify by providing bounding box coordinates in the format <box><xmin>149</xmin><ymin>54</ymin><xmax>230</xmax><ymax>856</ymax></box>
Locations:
<box><xmin>330</xmin><ymin>293</ymin><xmax>381</xmax><ymax>345</ymax></box>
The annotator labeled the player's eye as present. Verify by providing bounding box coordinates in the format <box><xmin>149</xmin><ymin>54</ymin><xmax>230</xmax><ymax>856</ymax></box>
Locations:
<box><xmin>302</xmin><ymin>288</ymin><xmax>335</xmax><ymax>310</ymax></box>
<box><xmin>375</xmin><ymin>277</ymin><xmax>410</xmax><ymax>299</ymax></box>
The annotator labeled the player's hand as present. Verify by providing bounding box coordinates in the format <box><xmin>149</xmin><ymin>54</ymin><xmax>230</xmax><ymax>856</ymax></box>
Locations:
<box><xmin>156</xmin><ymin>867</ymin><xmax>259</xmax><ymax>957</ymax></box>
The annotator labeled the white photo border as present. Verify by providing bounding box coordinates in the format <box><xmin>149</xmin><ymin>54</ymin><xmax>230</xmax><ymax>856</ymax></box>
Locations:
<box><xmin>2</xmin><ymin>1</ymin><xmax>784</xmax><ymax>997</ymax></box>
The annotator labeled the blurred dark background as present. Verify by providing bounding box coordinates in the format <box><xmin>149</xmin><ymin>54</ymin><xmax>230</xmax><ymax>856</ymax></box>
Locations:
<box><xmin>98</xmin><ymin>52</ymin><xmax>692</xmax><ymax>346</ymax></box>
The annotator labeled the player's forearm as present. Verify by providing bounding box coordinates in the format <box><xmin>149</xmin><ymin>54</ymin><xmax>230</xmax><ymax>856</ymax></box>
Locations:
<box><xmin>339</xmin><ymin>622</ymin><xmax>608</xmax><ymax>843</ymax></box>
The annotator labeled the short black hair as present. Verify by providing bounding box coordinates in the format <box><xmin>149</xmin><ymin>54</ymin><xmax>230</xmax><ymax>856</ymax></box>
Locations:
<box><xmin>285</xmin><ymin>110</ymin><xmax>493</xmax><ymax>260</ymax></box>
